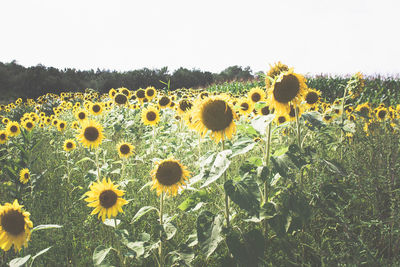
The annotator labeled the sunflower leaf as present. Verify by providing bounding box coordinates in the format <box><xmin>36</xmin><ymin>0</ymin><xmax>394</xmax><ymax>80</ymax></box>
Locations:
<box><xmin>31</xmin><ymin>246</ymin><xmax>52</xmax><ymax>264</ymax></box>
<box><xmin>196</xmin><ymin>211</ymin><xmax>224</xmax><ymax>259</ymax></box>
<box><xmin>200</xmin><ymin>150</ymin><xmax>232</xmax><ymax>188</ymax></box>
<box><xmin>251</xmin><ymin>114</ymin><xmax>275</xmax><ymax>135</ymax></box>
<box><xmin>9</xmin><ymin>255</ymin><xmax>31</xmax><ymax>267</ymax></box>
<box><xmin>93</xmin><ymin>245</ymin><xmax>112</xmax><ymax>266</ymax></box>
<box><xmin>131</xmin><ymin>206</ymin><xmax>158</xmax><ymax>224</ymax></box>
<box><xmin>230</xmin><ymin>138</ymin><xmax>256</xmax><ymax>158</ymax></box>
<box><xmin>31</xmin><ymin>224</ymin><xmax>62</xmax><ymax>232</ymax></box>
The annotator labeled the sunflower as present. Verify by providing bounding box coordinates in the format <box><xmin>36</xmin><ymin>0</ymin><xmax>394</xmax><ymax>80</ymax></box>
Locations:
<box><xmin>304</xmin><ymin>89</ymin><xmax>321</xmax><ymax>109</ymax></box>
<box><xmin>141</xmin><ymin>106</ymin><xmax>160</xmax><ymax>126</ymax></box>
<box><xmin>114</xmin><ymin>93</ymin><xmax>129</xmax><ymax>106</ymax></box>
<box><xmin>57</xmin><ymin>120</ymin><xmax>67</xmax><ymax>132</ymax></box>
<box><xmin>21</xmin><ymin>120</ymin><xmax>35</xmax><ymax>132</ymax></box>
<box><xmin>0</xmin><ymin>130</ymin><xmax>8</xmax><ymax>144</ymax></box>
<box><xmin>158</xmin><ymin>96</ymin><xmax>171</xmax><ymax>109</ymax></box>
<box><xmin>90</xmin><ymin>103</ymin><xmax>103</xmax><ymax>116</ymax></box>
<box><xmin>177</xmin><ymin>99</ymin><xmax>193</xmax><ymax>115</ymax></box>
<box><xmin>0</xmin><ymin>199</ymin><xmax>33</xmax><ymax>252</ymax></box>
<box><xmin>136</xmin><ymin>89</ymin><xmax>146</xmax><ymax>100</ymax></box>
<box><xmin>192</xmin><ymin>96</ymin><xmax>237</xmax><ymax>143</ymax></box>
<box><xmin>84</xmin><ymin>178</ymin><xmax>128</xmax><ymax>222</ymax></box>
<box><xmin>150</xmin><ymin>158</ymin><xmax>191</xmax><ymax>196</ymax></box>
<box><xmin>117</xmin><ymin>141</ymin><xmax>134</xmax><ymax>159</ymax></box>
<box><xmin>268</xmin><ymin>69</ymin><xmax>308</xmax><ymax>115</ymax></box>
<box><xmin>288</xmin><ymin>104</ymin><xmax>303</xmax><ymax>121</ymax></box>
<box><xmin>257</xmin><ymin>105</ymin><xmax>272</xmax><ymax>116</ymax></box>
<box><xmin>237</xmin><ymin>98</ymin><xmax>254</xmax><ymax>116</ymax></box>
<box><xmin>145</xmin><ymin>86</ymin><xmax>157</xmax><ymax>101</ymax></box>
<box><xmin>276</xmin><ymin>114</ymin><xmax>289</xmax><ymax>125</ymax></box>
<box><xmin>6</xmin><ymin>121</ymin><xmax>21</xmax><ymax>137</ymax></box>
<box><xmin>323</xmin><ymin>113</ymin><xmax>333</xmax><ymax>123</ymax></box>
<box><xmin>63</xmin><ymin>139</ymin><xmax>76</xmax><ymax>152</ymax></box>
<box><xmin>265</xmin><ymin>61</ymin><xmax>290</xmax><ymax>87</ymax></box>
<box><xmin>75</xmin><ymin>109</ymin><xmax>88</xmax><ymax>122</ymax></box>
<box><xmin>19</xmin><ymin>168</ymin><xmax>30</xmax><ymax>184</ymax></box>
<box><xmin>109</xmin><ymin>88</ymin><xmax>117</xmax><ymax>99</ymax></box>
<box><xmin>355</xmin><ymin>103</ymin><xmax>371</xmax><ymax>118</ymax></box>
<box><xmin>77</xmin><ymin>120</ymin><xmax>104</xmax><ymax>149</ymax></box>
<box><xmin>247</xmin><ymin>87</ymin><xmax>266</xmax><ymax>104</ymax></box>
<box><xmin>119</xmin><ymin>87</ymin><xmax>131</xmax><ymax>98</ymax></box>
<box><xmin>376</xmin><ymin>107</ymin><xmax>387</xmax><ymax>121</ymax></box>
<box><xmin>2</xmin><ymin>118</ymin><xmax>10</xmax><ymax>125</ymax></box>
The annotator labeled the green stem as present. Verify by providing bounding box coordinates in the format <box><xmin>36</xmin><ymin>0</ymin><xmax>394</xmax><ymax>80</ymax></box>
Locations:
<box><xmin>340</xmin><ymin>86</ymin><xmax>348</xmax><ymax>160</ymax></box>
<box><xmin>95</xmin><ymin>149</ymin><xmax>101</xmax><ymax>180</ymax></box>
<box><xmin>222</xmin><ymin>140</ymin><xmax>230</xmax><ymax>228</ymax></box>
<box><xmin>295</xmin><ymin>105</ymin><xmax>301</xmax><ymax>150</ymax></box>
<box><xmin>159</xmin><ymin>193</ymin><xmax>164</xmax><ymax>267</ymax></box>
<box><xmin>263</xmin><ymin>123</ymin><xmax>272</xmax><ymax>240</ymax></box>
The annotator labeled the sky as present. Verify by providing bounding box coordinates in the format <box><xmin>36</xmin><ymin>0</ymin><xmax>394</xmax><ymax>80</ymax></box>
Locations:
<box><xmin>0</xmin><ymin>0</ymin><xmax>399</xmax><ymax>76</ymax></box>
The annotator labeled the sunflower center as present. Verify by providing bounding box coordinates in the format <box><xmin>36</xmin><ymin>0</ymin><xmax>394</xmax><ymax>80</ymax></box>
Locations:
<box><xmin>360</xmin><ymin>107</ymin><xmax>370</xmax><ymax>115</ymax></box>
<box><xmin>66</xmin><ymin>142</ymin><xmax>73</xmax><ymax>148</ymax></box>
<box><xmin>1</xmin><ymin>210</ymin><xmax>25</xmax><ymax>236</ymax></box>
<box><xmin>156</xmin><ymin>161</ymin><xmax>182</xmax><ymax>186</ymax></box>
<box><xmin>136</xmin><ymin>89</ymin><xmax>145</xmax><ymax>98</ymax></box>
<box><xmin>278</xmin><ymin>116</ymin><xmax>286</xmax><ymax>124</ymax></box>
<box><xmin>179</xmin><ymin>100</ymin><xmax>192</xmax><ymax>112</ymax></box>
<box><xmin>260</xmin><ymin>106</ymin><xmax>270</xmax><ymax>115</ymax></box>
<box><xmin>115</xmin><ymin>94</ymin><xmax>128</xmax><ymax>105</ymax></box>
<box><xmin>10</xmin><ymin>126</ymin><xmax>18</xmax><ymax>133</ymax></box>
<box><xmin>99</xmin><ymin>190</ymin><xmax>118</xmax><ymax>208</ymax></box>
<box><xmin>0</xmin><ymin>133</ymin><xmax>6</xmax><ymax>140</ymax></box>
<box><xmin>122</xmin><ymin>89</ymin><xmax>130</xmax><ymax>96</ymax></box>
<box><xmin>93</xmin><ymin>105</ymin><xmax>101</xmax><ymax>113</ymax></box>
<box><xmin>201</xmin><ymin>99</ymin><xmax>233</xmax><ymax>131</ymax></box>
<box><xmin>240</xmin><ymin>102</ymin><xmax>249</xmax><ymax>111</ymax></box>
<box><xmin>24</xmin><ymin>173</ymin><xmax>29</xmax><ymax>179</ymax></box>
<box><xmin>305</xmin><ymin>92</ymin><xmax>318</xmax><ymax>105</ymax></box>
<box><xmin>59</xmin><ymin>123</ymin><xmax>65</xmax><ymax>128</ymax></box>
<box><xmin>273</xmin><ymin>74</ymin><xmax>300</xmax><ymax>103</ymax></box>
<box><xmin>119</xmin><ymin>144</ymin><xmax>130</xmax><ymax>155</ymax></box>
<box><xmin>251</xmin><ymin>93</ymin><xmax>261</xmax><ymax>102</ymax></box>
<box><xmin>159</xmin><ymin>96</ymin><xmax>170</xmax><ymax>106</ymax></box>
<box><xmin>378</xmin><ymin>110</ymin><xmax>386</xmax><ymax>119</ymax></box>
<box><xmin>79</xmin><ymin>112</ymin><xmax>86</xmax><ymax>120</ymax></box>
<box><xmin>146</xmin><ymin>111</ymin><xmax>157</xmax><ymax>121</ymax></box>
<box><xmin>84</xmin><ymin>127</ymin><xmax>99</xmax><ymax>141</ymax></box>
<box><xmin>146</xmin><ymin>89</ymin><xmax>155</xmax><ymax>97</ymax></box>
<box><xmin>26</xmin><ymin>122</ymin><xmax>33</xmax><ymax>129</ymax></box>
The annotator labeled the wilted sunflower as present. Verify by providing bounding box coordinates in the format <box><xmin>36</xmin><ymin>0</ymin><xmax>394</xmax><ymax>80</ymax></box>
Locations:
<box><xmin>84</xmin><ymin>178</ymin><xmax>128</xmax><ymax>222</ymax></box>
<box><xmin>90</xmin><ymin>103</ymin><xmax>103</xmax><ymax>116</ymax></box>
<box><xmin>268</xmin><ymin>69</ymin><xmax>308</xmax><ymax>115</ymax></box>
<box><xmin>192</xmin><ymin>96</ymin><xmax>237</xmax><ymax>143</ymax></box>
<box><xmin>19</xmin><ymin>168</ymin><xmax>30</xmax><ymax>184</ymax></box>
<box><xmin>0</xmin><ymin>130</ymin><xmax>8</xmax><ymax>144</ymax></box>
<box><xmin>63</xmin><ymin>139</ymin><xmax>76</xmax><ymax>152</ymax></box>
<box><xmin>265</xmin><ymin>61</ymin><xmax>290</xmax><ymax>87</ymax></box>
<box><xmin>0</xmin><ymin>199</ymin><xmax>33</xmax><ymax>252</ymax></box>
<box><xmin>116</xmin><ymin>141</ymin><xmax>134</xmax><ymax>159</ymax></box>
<box><xmin>6</xmin><ymin>121</ymin><xmax>21</xmax><ymax>137</ymax></box>
<box><xmin>145</xmin><ymin>86</ymin><xmax>157</xmax><ymax>100</ymax></box>
<box><xmin>77</xmin><ymin>120</ymin><xmax>104</xmax><ymax>149</ymax></box>
<box><xmin>247</xmin><ymin>87</ymin><xmax>266</xmax><ymax>104</ymax></box>
<box><xmin>150</xmin><ymin>158</ymin><xmax>190</xmax><ymax>196</ymax></box>
<box><xmin>141</xmin><ymin>106</ymin><xmax>160</xmax><ymax>126</ymax></box>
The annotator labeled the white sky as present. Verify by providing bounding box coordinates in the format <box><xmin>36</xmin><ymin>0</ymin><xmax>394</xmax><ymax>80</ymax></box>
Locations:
<box><xmin>0</xmin><ymin>0</ymin><xmax>399</xmax><ymax>76</ymax></box>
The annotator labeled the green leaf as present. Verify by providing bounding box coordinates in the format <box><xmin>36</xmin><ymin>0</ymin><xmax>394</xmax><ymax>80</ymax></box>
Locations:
<box><xmin>323</xmin><ymin>159</ymin><xmax>348</xmax><ymax>177</ymax></box>
<box><xmin>31</xmin><ymin>224</ymin><xmax>62</xmax><ymax>232</ymax></box>
<box><xmin>164</xmin><ymin>222</ymin><xmax>177</xmax><ymax>240</ymax></box>
<box><xmin>230</xmin><ymin>138</ymin><xmax>256</xmax><ymax>158</ymax></box>
<box><xmin>200</xmin><ymin>150</ymin><xmax>232</xmax><ymax>188</ymax></box>
<box><xmin>9</xmin><ymin>255</ymin><xmax>31</xmax><ymax>267</ymax></box>
<box><xmin>31</xmin><ymin>246</ymin><xmax>52</xmax><ymax>265</ymax></box>
<box><xmin>196</xmin><ymin>211</ymin><xmax>224</xmax><ymax>258</ymax></box>
<box><xmin>250</xmin><ymin>114</ymin><xmax>275</xmax><ymax>135</ymax></box>
<box><xmin>131</xmin><ymin>206</ymin><xmax>158</xmax><ymax>224</ymax></box>
<box><xmin>103</xmin><ymin>219</ymin><xmax>120</xmax><ymax>228</ymax></box>
<box><xmin>224</xmin><ymin>176</ymin><xmax>260</xmax><ymax>216</ymax></box>
<box><xmin>93</xmin><ymin>246</ymin><xmax>112</xmax><ymax>266</ymax></box>
<box><xmin>126</xmin><ymin>242</ymin><xmax>145</xmax><ymax>258</ymax></box>
<box><xmin>178</xmin><ymin>190</ymin><xmax>207</xmax><ymax>211</ymax></box>
<box><xmin>76</xmin><ymin>157</ymin><xmax>95</xmax><ymax>165</ymax></box>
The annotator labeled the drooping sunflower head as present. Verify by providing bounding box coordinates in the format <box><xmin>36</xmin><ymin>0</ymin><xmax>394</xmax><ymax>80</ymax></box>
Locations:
<box><xmin>6</xmin><ymin>121</ymin><xmax>21</xmax><ymax>137</ymax></box>
<box><xmin>0</xmin><ymin>130</ymin><xmax>8</xmax><ymax>144</ymax></box>
<box><xmin>141</xmin><ymin>106</ymin><xmax>160</xmax><ymax>126</ymax></box>
<box><xmin>77</xmin><ymin>120</ymin><xmax>104</xmax><ymax>149</ymax></box>
<box><xmin>304</xmin><ymin>89</ymin><xmax>321</xmax><ymax>109</ymax></box>
<box><xmin>117</xmin><ymin>141</ymin><xmax>134</xmax><ymax>159</ymax></box>
<box><xmin>90</xmin><ymin>103</ymin><xmax>103</xmax><ymax>116</ymax></box>
<box><xmin>192</xmin><ymin>96</ymin><xmax>238</xmax><ymax>143</ymax></box>
<box><xmin>0</xmin><ymin>199</ymin><xmax>33</xmax><ymax>252</ymax></box>
<box><xmin>84</xmin><ymin>178</ymin><xmax>128</xmax><ymax>222</ymax></box>
<box><xmin>268</xmin><ymin>69</ymin><xmax>308</xmax><ymax>116</ymax></box>
<box><xmin>265</xmin><ymin>61</ymin><xmax>290</xmax><ymax>87</ymax></box>
<box><xmin>158</xmin><ymin>96</ymin><xmax>171</xmax><ymax>109</ymax></box>
<box><xmin>150</xmin><ymin>158</ymin><xmax>191</xmax><ymax>196</ymax></box>
<box><xmin>19</xmin><ymin>168</ymin><xmax>30</xmax><ymax>184</ymax></box>
<box><xmin>145</xmin><ymin>86</ymin><xmax>157</xmax><ymax>100</ymax></box>
<box><xmin>247</xmin><ymin>87</ymin><xmax>266</xmax><ymax>104</ymax></box>
<box><xmin>63</xmin><ymin>139</ymin><xmax>76</xmax><ymax>152</ymax></box>
<box><xmin>177</xmin><ymin>99</ymin><xmax>193</xmax><ymax>115</ymax></box>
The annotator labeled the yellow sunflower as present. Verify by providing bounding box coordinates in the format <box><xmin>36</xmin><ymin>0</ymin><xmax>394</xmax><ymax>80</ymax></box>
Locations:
<box><xmin>19</xmin><ymin>168</ymin><xmax>30</xmax><ymax>184</ymax></box>
<box><xmin>75</xmin><ymin>109</ymin><xmax>88</xmax><ymax>122</ymax></box>
<box><xmin>84</xmin><ymin>178</ymin><xmax>128</xmax><ymax>222</ymax></box>
<box><xmin>355</xmin><ymin>103</ymin><xmax>371</xmax><ymax>118</ymax></box>
<box><xmin>177</xmin><ymin>99</ymin><xmax>193</xmax><ymax>116</ymax></box>
<box><xmin>158</xmin><ymin>96</ymin><xmax>171</xmax><ymax>109</ymax></box>
<box><xmin>116</xmin><ymin>141</ymin><xmax>134</xmax><ymax>159</ymax></box>
<box><xmin>145</xmin><ymin>86</ymin><xmax>157</xmax><ymax>101</ymax></box>
<box><xmin>114</xmin><ymin>93</ymin><xmax>129</xmax><ymax>106</ymax></box>
<box><xmin>150</xmin><ymin>158</ymin><xmax>191</xmax><ymax>196</ymax></box>
<box><xmin>77</xmin><ymin>120</ymin><xmax>104</xmax><ymax>149</ymax></box>
<box><xmin>109</xmin><ymin>88</ymin><xmax>117</xmax><ymax>99</ymax></box>
<box><xmin>119</xmin><ymin>87</ymin><xmax>131</xmax><ymax>98</ymax></box>
<box><xmin>268</xmin><ymin>68</ymin><xmax>308</xmax><ymax>115</ymax></box>
<box><xmin>237</xmin><ymin>98</ymin><xmax>254</xmax><ymax>116</ymax></box>
<box><xmin>90</xmin><ymin>103</ymin><xmax>103</xmax><ymax>116</ymax></box>
<box><xmin>265</xmin><ymin>61</ymin><xmax>290</xmax><ymax>87</ymax></box>
<box><xmin>57</xmin><ymin>120</ymin><xmax>67</xmax><ymax>132</ymax></box>
<box><xmin>247</xmin><ymin>87</ymin><xmax>266</xmax><ymax>104</ymax></box>
<box><xmin>2</xmin><ymin>118</ymin><xmax>10</xmax><ymax>125</ymax></box>
<box><xmin>376</xmin><ymin>107</ymin><xmax>388</xmax><ymax>121</ymax></box>
<box><xmin>141</xmin><ymin>106</ymin><xmax>160</xmax><ymax>126</ymax></box>
<box><xmin>0</xmin><ymin>199</ymin><xmax>33</xmax><ymax>252</ymax></box>
<box><xmin>63</xmin><ymin>139</ymin><xmax>76</xmax><ymax>152</ymax></box>
<box><xmin>136</xmin><ymin>89</ymin><xmax>146</xmax><ymax>101</ymax></box>
<box><xmin>276</xmin><ymin>114</ymin><xmax>289</xmax><ymax>125</ymax></box>
<box><xmin>6</xmin><ymin>121</ymin><xmax>21</xmax><ymax>137</ymax></box>
<box><xmin>304</xmin><ymin>88</ymin><xmax>321</xmax><ymax>109</ymax></box>
<box><xmin>192</xmin><ymin>96</ymin><xmax>238</xmax><ymax>143</ymax></box>
<box><xmin>0</xmin><ymin>130</ymin><xmax>8</xmax><ymax>144</ymax></box>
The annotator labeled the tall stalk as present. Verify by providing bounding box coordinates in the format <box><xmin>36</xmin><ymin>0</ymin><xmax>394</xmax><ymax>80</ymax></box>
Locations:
<box><xmin>263</xmin><ymin>123</ymin><xmax>272</xmax><ymax>236</ymax></box>
<box><xmin>159</xmin><ymin>192</ymin><xmax>165</xmax><ymax>267</ymax></box>
<box><xmin>222</xmin><ymin>140</ymin><xmax>230</xmax><ymax>228</ymax></box>
<box><xmin>340</xmin><ymin>85</ymin><xmax>348</xmax><ymax>160</ymax></box>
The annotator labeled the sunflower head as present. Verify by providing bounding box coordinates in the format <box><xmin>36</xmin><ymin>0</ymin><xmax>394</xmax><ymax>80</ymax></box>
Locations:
<box><xmin>84</xmin><ymin>178</ymin><xmax>128</xmax><ymax>222</ymax></box>
<box><xmin>77</xmin><ymin>120</ymin><xmax>104</xmax><ymax>149</ymax></box>
<box><xmin>109</xmin><ymin>88</ymin><xmax>117</xmax><ymax>99</ymax></box>
<box><xmin>376</xmin><ymin>107</ymin><xmax>387</xmax><ymax>121</ymax></box>
<box><xmin>237</xmin><ymin>98</ymin><xmax>254</xmax><ymax>116</ymax></box>
<box><xmin>0</xmin><ymin>199</ymin><xmax>33</xmax><ymax>252</ymax></box>
<box><xmin>150</xmin><ymin>158</ymin><xmax>191</xmax><ymax>196</ymax></box>
<box><xmin>136</xmin><ymin>89</ymin><xmax>146</xmax><ymax>99</ymax></box>
<box><xmin>63</xmin><ymin>139</ymin><xmax>76</xmax><ymax>152</ymax></box>
<box><xmin>19</xmin><ymin>168</ymin><xmax>30</xmax><ymax>184</ymax></box>
<box><xmin>177</xmin><ymin>99</ymin><xmax>193</xmax><ymax>115</ymax></box>
<box><xmin>141</xmin><ymin>106</ymin><xmax>160</xmax><ymax>126</ymax></box>
<box><xmin>22</xmin><ymin>120</ymin><xmax>35</xmax><ymax>132</ymax></box>
<box><xmin>90</xmin><ymin>103</ymin><xmax>103</xmax><ymax>116</ymax></box>
<box><xmin>145</xmin><ymin>86</ymin><xmax>157</xmax><ymax>100</ymax></box>
<box><xmin>158</xmin><ymin>96</ymin><xmax>171</xmax><ymax>109</ymax></box>
<box><xmin>57</xmin><ymin>120</ymin><xmax>67</xmax><ymax>132</ymax></box>
<box><xmin>304</xmin><ymin>89</ymin><xmax>321</xmax><ymax>109</ymax></box>
<box><xmin>117</xmin><ymin>142</ymin><xmax>134</xmax><ymax>159</ymax></box>
<box><xmin>6</xmin><ymin>121</ymin><xmax>21</xmax><ymax>137</ymax></box>
<box><xmin>247</xmin><ymin>87</ymin><xmax>266</xmax><ymax>104</ymax></box>
<box><xmin>75</xmin><ymin>109</ymin><xmax>88</xmax><ymax>122</ymax></box>
<box><xmin>114</xmin><ymin>93</ymin><xmax>129</xmax><ymax>106</ymax></box>
<box><xmin>265</xmin><ymin>61</ymin><xmax>290</xmax><ymax>87</ymax></box>
<box><xmin>119</xmin><ymin>87</ymin><xmax>131</xmax><ymax>98</ymax></box>
<box><xmin>0</xmin><ymin>130</ymin><xmax>8</xmax><ymax>144</ymax></box>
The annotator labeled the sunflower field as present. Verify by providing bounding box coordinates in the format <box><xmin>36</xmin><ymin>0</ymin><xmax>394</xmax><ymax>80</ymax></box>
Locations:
<box><xmin>1</xmin><ymin>62</ymin><xmax>400</xmax><ymax>266</ymax></box>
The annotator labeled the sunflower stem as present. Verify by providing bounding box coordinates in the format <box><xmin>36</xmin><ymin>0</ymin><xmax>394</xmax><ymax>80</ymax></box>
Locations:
<box><xmin>340</xmin><ymin>85</ymin><xmax>348</xmax><ymax>160</ymax></box>
<box><xmin>295</xmin><ymin>104</ymin><xmax>301</xmax><ymax>150</ymax></box>
<box><xmin>222</xmin><ymin>140</ymin><xmax>230</xmax><ymax>228</ymax></box>
<box><xmin>263</xmin><ymin>123</ymin><xmax>272</xmax><ymax>240</ymax></box>
<box><xmin>95</xmin><ymin>149</ymin><xmax>101</xmax><ymax>180</ymax></box>
<box><xmin>159</xmin><ymin>192</ymin><xmax>164</xmax><ymax>267</ymax></box>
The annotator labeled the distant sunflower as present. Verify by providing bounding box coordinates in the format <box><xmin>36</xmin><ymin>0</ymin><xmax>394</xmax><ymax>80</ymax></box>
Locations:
<box><xmin>75</xmin><ymin>109</ymin><xmax>88</xmax><ymax>122</ymax></box>
<box><xmin>145</xmin><ymin>86</ymin><xmax>157</xmax><ymax>100</ymax></box>
<box><xmin>84</xmin><ymin>178</ymin><xmax>128</xmax><ymax>222</ymax></box>
<box><xmin>355</xmin><ymin>103</ymin><xmax>371</xmax><ymax>118</ymax></box>
<box><xmin>114</xmin><ymin>93</ymin><xmax>129</xmax><ymax>106</ymax></box>
<box><xmin>376</xmin><ymin>107</ymin><xmax>387</xmax><ymax>121</ymax></box>
<box><xmin>109</xmin><ymin>88</ymin><xmax>117</xmax><ymax>99</ymax></box>
<box><xmin>323</xmin><ymin>114</ymin><xmax>333</xmax><ymax>123</ymax></box>
<box><xmin>265</xmin><ymin>61</ymin><xmax>290</xmax><ymax>87</ymax></box>
<box><xmin>192</xmin><ymin>96</ymin><xmax>237</xmax><ymax>143</ymax></box>
<box><xmin>117</xmin><ymin>141</ymin><xmax>134</xmax><ymax>159</ymax></box>
<box><xmin>258</xmin><ymin>105</ymin><xmax>272</xmax><ymax>116</ymax></box>
<box><xmin>22</xmin><ymin>120</ymin><xmax>35</xmax><ymax>132</ymax></box>
<box><xmin>57</xmin><ymin>120</ymin><xmax>67</xmax><ymax>132</ymax></box>
<box><xmin>237</xmin><ymin>98</ymin><xmax>254</xmax><ymax>116</ymax></box>
<box><xmin>136</xmin><ymin>89</ymin><xmax>146</xmax><ymax>100</ymax></box>
<box><xmin>141</xmin><ymin>106</ymin><xmax>160</xmax><ymax>126</ymax></box>
<box><xmin>119</xmin><ymin>87</ymin><xmax>131</xmax><ymax>98</ymax></box>
<box><xmin>19</xmin><ymin>168</ymin><xmax>30</xmax><ymax>184</ymax></box>
<box><xmin>177</xmin><ymin>99</ymin><xmax>193</xmax><ymax>115</ymax></box>
<box><xmin>276</xmin><ymin>114</ymin><xmax>289</xmax><ymax>125</ymax></box>
<box><xmin>247</xmin><ymin>87</ymin><xmax>266</xmax><ymax>104</ymax></box>
<box><xmin>158</xmin><ymin>96</ymin><xmax>171</xmax><ymax>109</ymax></box>
<box><xmin>0</xmin><ymin>199</ymin><xmax>33</xmax><ymax>252</ymax></box>
<box><xmin>2</xmin><ymin>118</ymin><xmax>10</xmax><ymax>125</ymax></box>
<box><xmin>90</xmin><ymin>103</ymin><xmax>103</xmax><ymax>116</ymax></box>
<box><xmin>6</xmin><ymin>121</ymin><xmax>21</xmax><ymax>137</ymax></box>
<box><xmin>77</xmin><ymin>120</ymin><xmax>104</xmax><ymax>149</ymax></box>
<box><xmin>63</xmin><ymin>139</ymin><xmax>76</xmax><ymax>152</ymax></box>
<box><xmin>304</xmin><ymin>89</ymin><xmax>321</xmax><ymax>109</ymax></box>
<box><xmin>268</xmin><ymin>69</ymin><xmax>308</xmax><ymax>115</ymax></box>
<box><xmin>0</xmin><ymin>130</ymin><xmax>8</xmax><ymax>144</ymax></box>
<box><xmin>150</xmin><ymin>158</ymin><xmax>190</xmax><ymax>196</ymax></box>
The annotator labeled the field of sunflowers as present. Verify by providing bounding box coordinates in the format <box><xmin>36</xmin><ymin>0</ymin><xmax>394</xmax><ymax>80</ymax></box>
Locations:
<box><xmin>1</xmin><ymin>62</ymin><xmax>400</xmax><ymax>266</ymax></box>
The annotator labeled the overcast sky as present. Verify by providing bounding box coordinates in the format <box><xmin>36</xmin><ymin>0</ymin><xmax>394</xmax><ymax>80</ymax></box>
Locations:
<box><xmin>0</xmin><ymin>0</ymin><xmax>399</xmax><ymax>76</ymax></box>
